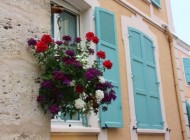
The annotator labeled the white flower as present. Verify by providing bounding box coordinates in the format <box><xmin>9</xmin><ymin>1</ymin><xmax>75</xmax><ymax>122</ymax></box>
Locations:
<box><xmin>95</xmin><ymin>90</ymin><xmax>104</xmax><ymax>102</ymax></box>
<box><xmin>75</xmin><ymin>98</ymin><xmax>86</xmax><ymax>109</ymax></box>
<box><xmin>98</xmin><ymin>76</ymin><xmax>106</xmax><ymax>83</ymax></box>
<box><xmin>70</xmin><ymin>80</ymin><xmax>75</xmax><ymax>86</ymax></box>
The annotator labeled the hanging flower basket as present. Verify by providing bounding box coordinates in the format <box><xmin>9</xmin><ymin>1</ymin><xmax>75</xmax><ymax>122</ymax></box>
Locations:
<box><xmin>27</xmin><ymin>32</ymin><xmax>117</xmax><ymax>119</ymax></box>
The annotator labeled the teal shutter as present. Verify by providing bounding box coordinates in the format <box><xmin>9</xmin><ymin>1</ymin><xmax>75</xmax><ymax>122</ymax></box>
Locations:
<box><xmin>183</xmin><ymin>58</ymin><xmax>190</xmax><ymax>83</ymax></box>
<box><xmin>95</xmin><ymin>7</ymin><xmax>123</xmax><ymax>128</ymax></box>
<box><xmin>151</xmin><ymin>0</ymin><xmax>161</xmax><ymax>8</ymax></box>
<box><xmin>186</xmin><ymin>102</ymin><xmax>190</xmax><ymax>126</ymax></box>
<box><xmin>128</xmin><ymin>27</ymin><xmax>163</xmax><ymax>129</ymax></box>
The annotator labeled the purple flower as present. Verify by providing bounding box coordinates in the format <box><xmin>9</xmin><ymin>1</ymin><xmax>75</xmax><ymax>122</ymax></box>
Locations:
<box><xmin>63</xmin><ymin>35</ymin><xmax>72</xmax><ymax>42</ymax></box>
<box><xmin>101</xmin><ymin>90</ymin><xmax>117</xmax><ymax>103</ymax></box>
<box><xmin>85</xmin><ymin>68</ymin><xmax>102</xmax><ymax>81</ymax></box>
<box><xmin>109</xmin><ymin>90</ymin><xmax>117</xmax><ymax>100</ymax></box>
<box><xmin>50</xmin><ymin>105</ymin><xmax>60</xmax><ymax>114</ymax></box>
<box><xmin>55</xmin><ymin>41</ymin><xmax>63</xmax><ymax>45</ymax></box>
<box><xmin>66</xmin><ymin>50</ymin><xmax>75</xmax><ymax>57</ymax></box>
<box><xmin>41</xmin><ymin>80</ymin><xmax>54</xmax><ymax>88</ymax></box>
<box><xmin>74</xmin><ymin>37</ymin><xmax>82</xmax><ymax>43</ymax></box>
<box><xmin>63</xmin><ymin>57</ymin><xmax>82</xmax><ymax>67</ymax></box>
<box><xmin>53</xmin><ymin>71</ymin><xmax>64</xmax><ymax>81</ymax></box>
<box><xmin>63</xmin><ymin>75</ymin><xmax>72</xmax><ymax>85</ymax></box>
<box><xmin>27</xmin><ymin>38</ymin><xmax>37</xmax><ymax>46</ymax></box>
<box><xmin>105</xmin><ymin>82</ymin><xmax>113</xmax><ymax>89</ymax></box>
<box><xmin>36</xmin><ymin>95</ymin><xmax>45</xmax><ymax>102</ymax></box>
<box><xmin>88</xmin><ymin>48</ymin><xmax>94</xmax><ymax>55</ymax></box>
<box><xmin>96</xmin><ymin>83</ymin><xmax>106</xmax><ymax>90</ymax></box>
<box><xmin>102</xmin><ymin>93</ymin><xmax>112</xmax><ymax>103</ymax></box>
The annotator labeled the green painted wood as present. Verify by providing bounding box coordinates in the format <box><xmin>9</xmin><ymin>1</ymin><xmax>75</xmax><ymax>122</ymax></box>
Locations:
<box><xmin>186</xmin><ymin>102</ymin><xmax>190</xmax><ymax>127</ymax></box>
<box><xmin>128</xmin><ymin>27</ymin><xmax>163</xmax><ymax>129</ymax></box>
<box><xmin>183</xmin><ymin>58</ymin><xmax>190</xmax><ymax>83</ymax></box>
<box><xmin>151</xmin><ymin>0</ymin><xmax>161</xmax><ymax>8</ymax></box>
<box><xmin>95</xmin><ymin>7</ymin><xmax>123</xmax><ymax>128</ymax></box>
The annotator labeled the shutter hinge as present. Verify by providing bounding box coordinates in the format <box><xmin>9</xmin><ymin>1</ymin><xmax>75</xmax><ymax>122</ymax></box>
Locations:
<box><xmin>155</xmin><ymin>81</ymin><xmax>160</xmax><ymax>85</ymax></box>
<box><xmin>102</xmin><ymin>123</ymin><xmax>108</xmax><ymax>129</ymax></box>
<box><xmin>128</xmin><ymin>35</ymin><xmax>131</xmax><ymax>38</ymax></box>
<box><xmin>166</xmin><ymin>128</ymin><xmax>171</xmax><ymax>133</ymax></box>
<box><xmin>131</xmin><ymin>73</ymin><xmax>135</xmax><ymax>79</ymax></box>
<box><xmin>92</xmin><ymin>15</ymin><xmax>95</xmax><ymax>20</ymax></box>
<box><xmin>152</xmin><ymin>46</ymin><xmax>155</xmax><ymax>49</ymax></box>
<box><xmin>132</xmin><ymin>126</ymin><xmax>138</xmax><ymax>133</ymax></box>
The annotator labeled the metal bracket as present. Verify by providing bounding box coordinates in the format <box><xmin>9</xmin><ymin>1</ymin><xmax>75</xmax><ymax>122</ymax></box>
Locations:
<box><xmin>166</xmin><ymin>128</ymin><xmax>171</xmax><ymax>133</ymax></box>
<box><xmin>131</xmin><ymin>73</ymin><xmax>135</xmax><ymax>79</ymax></box>
<box><xmin>102</xmin><ymin>124</ymin><xmax>108</xmax><ymax>129</ymax></box>
<box><xmin>133</xmin><ymin>126</ymin><xmax>138</xmax><ymax>133</ymax></box>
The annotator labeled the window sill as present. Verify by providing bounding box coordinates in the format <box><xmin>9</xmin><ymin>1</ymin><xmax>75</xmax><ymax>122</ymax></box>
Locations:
<box><xmin>137</xmin><ymin>129</ymin><xmax>166</xmax><ymax>134</ymax></box>
<box><xmin>51</xmin><ymin>124</ymin><xmax>100</xmax><ymax>134</ymax></box>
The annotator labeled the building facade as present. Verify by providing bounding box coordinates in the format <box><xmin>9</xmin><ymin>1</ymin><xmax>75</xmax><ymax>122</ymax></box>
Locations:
<box><xmin>1</xmin><ymin>0</ymin><xmax>190</xmax><ymax>140</ymax></box>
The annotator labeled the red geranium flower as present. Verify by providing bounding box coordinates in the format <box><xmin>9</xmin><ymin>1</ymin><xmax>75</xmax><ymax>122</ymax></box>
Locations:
<box><xmin>97</xmin><ymin>50</ymin><xmax>106</xmax><ymax>59</ymax></box>
<box><xmin>75</xmin><ymin>85</ymin><xmax>84</xmax><ymax>93</ymax></box>
<box><xmin>36</xmin><ymin>41</ymin><xmax>48</xmax><ymax>53</ymax></box>
<box><xmin>103</xmin><ymin>60</ymin><xmax>113</xmax><ymax>69</ymax></box>
<box><xmin>92</xmin><ymin>36</ymin><xmax>99</xmax><ymax>44</ymax></box>
<box><xmin>41</xmin><ymin>34</ymin><xmax>53</xmax><ymax>44</ymax></box>
<box><xmin>86</xmin><ymin>32</ymin><xmax>95</xmax><ymax>41</ymax></box>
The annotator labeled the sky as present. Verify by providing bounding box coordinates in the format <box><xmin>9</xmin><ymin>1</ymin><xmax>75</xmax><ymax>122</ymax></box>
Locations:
<box><xmin>170</xmin><ymin>0</ymin><xmax>190</xmax><ymax>45</ymax></box>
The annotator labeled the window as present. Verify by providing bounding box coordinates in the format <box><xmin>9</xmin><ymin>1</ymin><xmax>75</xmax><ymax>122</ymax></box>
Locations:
<box><xmin>128</xmin><ymin>27</ymin><xmax>163</xmax><ymax>129</ymax></box>
<box><xmin>50</xmin><ymin>0</ymin><xmax>123</xmax><ymax>129</ymax></box>
<box><xmin>51</xmin><ymin>6</ymin><xmax>78</xmax><ymax>41</ymax></box>
<box><xmin>183</xmin><ymin>58</ymin><xmax>190</xmax><ymax>84</ymax></box>
<box><xmin>151</xmin><ymin>0</ymin><xmax>161</xmax><ymax>8</ymax></box>
<box><xmin>50</xmin><ymin>1</ymin><xmax>82</xmax><ymax>124</ymax></box>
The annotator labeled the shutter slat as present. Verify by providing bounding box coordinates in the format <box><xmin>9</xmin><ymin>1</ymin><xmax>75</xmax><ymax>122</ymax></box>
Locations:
<box><xmin>95</xmin><ymin>7</ymin><xmax>123</xmax><ymax>128</ymax></box>
<box><xmin>186</xmin><ymin>102</ymin><xmax>190</xmax><ymax>126</ymax></box>
<box><xmin>151</xmin><ymin>0</ymin><xmax>161</xmax><ymax>8</ymax></box>
<box><xmin>183</xmin><ymin>58</ymin><xmax>190</xmax><ymax>83</ymax></box>
<box><xmin>129</xmin><ymin>27</ymin><xmax>163</xmax><ymax>129</ymax></box>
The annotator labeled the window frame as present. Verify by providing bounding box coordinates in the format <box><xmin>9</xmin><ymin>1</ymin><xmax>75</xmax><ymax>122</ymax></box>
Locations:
<box><xmin>50</xmin><ymin>0</ymin><xmax>101</xmax><ymax>132</ymax></box>
<box><xmin>121</xmin><ymin>15</ymin><xmax>169</xmax><ymax>139</ymax></box>
<box><xmin>51</xmin><ymin>1</ymin><xmax>80</xmax><ymax>41</ymax></box>
<box><xmin>128</xmin><ymin>27</ymin><xmax>163</xmax><ymax>129</ymax></box>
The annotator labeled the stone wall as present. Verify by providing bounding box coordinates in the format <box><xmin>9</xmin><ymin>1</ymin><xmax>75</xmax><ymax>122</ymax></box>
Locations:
<box><xmin>0</xmin><ymin>0</ymin><xmax>51</xmax><ymax>139</ymax></box>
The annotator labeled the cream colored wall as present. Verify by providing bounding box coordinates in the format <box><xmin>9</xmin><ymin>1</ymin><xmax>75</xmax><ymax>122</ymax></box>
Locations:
<box><xmin>147</xmin><ymin>24</ymin><xmax>183</xmax><ymax>140</ymax></box>
<box><xmin>99</xmin><ymin>0</ymin><xmax>183</xmax><ymax>140</ymax></box>
<box><xmin>176</xmin><ymin>48</ymin><xmax>190</xmax><ymax>99</ymax></box>
<box><xmin>138</xmin><ymin>134</ymin><xmax>165</xmax><ymax>140</ymax></box>
<box><xmin>51</xmin><ymin>133</ymin><xmax>98</xmax><ymax>140</ymax></box>
<box><xmin>125</xmin><ymin>0</ymin><xmax>151</xmax><ymax>16</ymax></box>
<box><xmin>124</xmin><ymin>0</ymin><xmax>169</xmax><ymax>24</ymax></box>
<box><xmin>50</xmin><ymin>0</ymin><xmax>183</xmax><ymax>140</ymax></box>
<box><xmin>152</xmin><ymin>0</ymin><xmax>168</xmax><ymax>23</ymax></box>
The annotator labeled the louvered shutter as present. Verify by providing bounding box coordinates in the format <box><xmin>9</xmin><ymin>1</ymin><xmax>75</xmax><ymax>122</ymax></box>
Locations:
<box><xmin>128</xmin><ymin>27</ymin><xmax>163</xmax><ymax>129</ymax></box>
<box><xmin>95</xmin><ymin>7</ymin><xmax>123</xmax><ymax>128</ymax></box>
<box><xmin>183</xmin><ymin>58</ymin><xmax>190</xmax><ymax>83</ymax></box>
<box><xmin>143</xmin><ymin>35</ymin><xmax>163</xmax><ymax>129</ymax></box>
<box><xmin>186</xmin><ymin>102</ymin><xmax>190</xmax><ymax>127</ymax></box>
<box><xmin>129</xmin><ymin>28</ymin><xmax>150</xmax><ymax>128</ymax></box>
<box><xmin>151</xmin><ymin>0</ymin><xmax>161</xmax><ymax>8</ymax></box>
